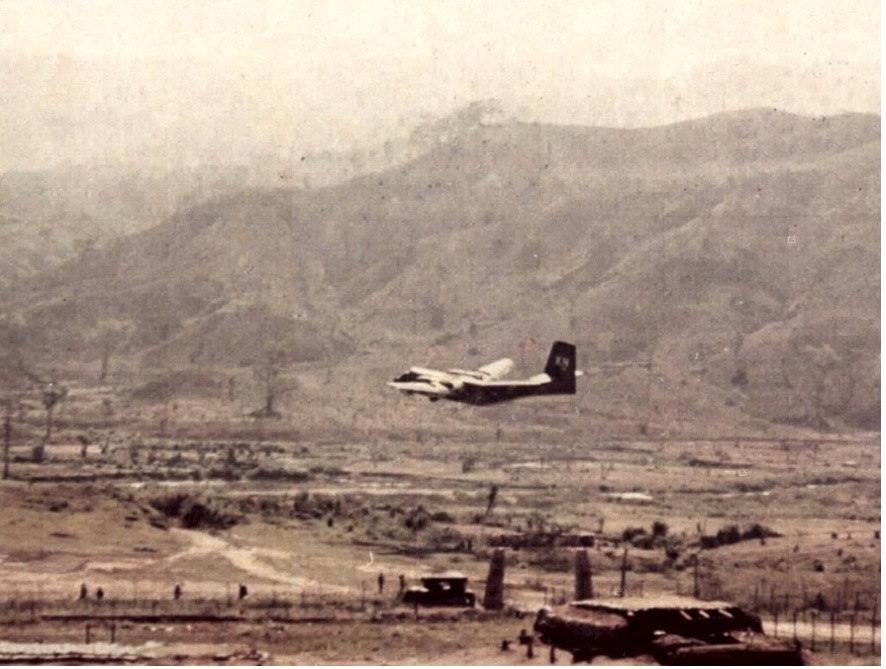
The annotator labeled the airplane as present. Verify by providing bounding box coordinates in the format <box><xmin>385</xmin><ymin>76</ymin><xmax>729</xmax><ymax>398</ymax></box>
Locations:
<box><xmin>387</xmin><ymin>341</ymin><xmax>582</xmax><ymax>405</ymax></box>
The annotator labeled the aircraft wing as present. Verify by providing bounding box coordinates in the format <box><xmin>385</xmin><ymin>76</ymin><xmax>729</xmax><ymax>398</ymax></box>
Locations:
<box><xmin>461</xmin><ymin>373</ymin><xmax>553</xmax><ymax>388</ymax></box>
<box><xmin>385</xmin><ymin>381</ymin><xmax>451</xmax><ymax>396</ymax></box>
<box><xmin>476</xmin><ymin>358</ymin><xmax>515</xmax><ymax>380</ymax></box>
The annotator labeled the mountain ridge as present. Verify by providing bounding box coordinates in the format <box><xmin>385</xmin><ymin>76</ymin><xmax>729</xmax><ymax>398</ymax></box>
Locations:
<box><xmin>0</xmin><ymin>107</ymin><xmax>879</xmax><ymax>433</ymax></box>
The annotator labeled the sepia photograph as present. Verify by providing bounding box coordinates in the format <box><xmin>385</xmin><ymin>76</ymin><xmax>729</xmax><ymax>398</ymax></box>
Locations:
<box><xmin>0</xmin><ymin>0</ymin><xmax>880</xmax><ymax>664</ymax></box>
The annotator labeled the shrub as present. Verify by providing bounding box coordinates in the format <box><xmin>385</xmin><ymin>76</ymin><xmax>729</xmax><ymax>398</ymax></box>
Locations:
<box><xmin>699</xmin><ymin>523</ymin><xmax>780</xmax><ymax>549</ymax></box>
<box><xmin>404</xmin><ymin>506</ymin><xmax>430</xmax><ymax>532</ymax></box>
<box><xmin>632</xmin><ymin>535</ymin><xmax>655</xmax><ymax>549</ymax></box>
<box><xmin>149</xmin><ymin>493</ymin><xmax>239</xmax><ymax>530</ymax></box>
<box><xmin>664</xmin><ymin>542</ymin><xmax>682</xmax><ymax>561</ymax></box>
<box><xmin>622</xmin><ymin>527</ymin><xmax>647</xmax><ymax>542</ymax></box>
<box><xmin>716</xmin><ymin>525</ymin><xmax>741</xmax><ymax>546</ymax></box>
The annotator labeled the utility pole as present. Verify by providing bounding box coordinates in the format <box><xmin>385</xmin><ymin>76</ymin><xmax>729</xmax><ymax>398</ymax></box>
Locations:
<box><xmin>2</xmin><ymin>402</ymin><xmax>10</xmax><ymax>480</ymax></box>
<box><xmin>693</xmin><ymin>553</ymin><xmax>700</xmax><ymax>598</ymax></box>
<box><xmin>619</xmin><ymin>548</ymin><xmax>628</xmax><ymax>597</ymax></box>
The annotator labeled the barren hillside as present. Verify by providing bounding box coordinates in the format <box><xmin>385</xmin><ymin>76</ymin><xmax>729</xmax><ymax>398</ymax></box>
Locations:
<box><xmin>0</xmin><ymin>107</ymin><xmax>879</xmax><ymax>432</ymax></box>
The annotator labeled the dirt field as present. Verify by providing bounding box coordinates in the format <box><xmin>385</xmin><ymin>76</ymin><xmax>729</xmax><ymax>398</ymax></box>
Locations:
<box><xmin>0</xmin><ymin>383</ymin><xmax>879</xmax><ymax>664</ymax></box>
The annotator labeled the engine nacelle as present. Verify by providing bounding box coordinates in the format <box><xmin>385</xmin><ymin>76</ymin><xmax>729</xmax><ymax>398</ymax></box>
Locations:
<box><xmin>439</xmin><ymin>379</ymin><xmax>464</xmax><ymax>392</ymax></box>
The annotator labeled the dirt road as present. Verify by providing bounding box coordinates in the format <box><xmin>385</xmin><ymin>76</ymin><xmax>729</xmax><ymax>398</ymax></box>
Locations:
<box><xmin>167</xmin><ymin>528</ymin><xmax>355</xmax><ymax>594</ymax></box>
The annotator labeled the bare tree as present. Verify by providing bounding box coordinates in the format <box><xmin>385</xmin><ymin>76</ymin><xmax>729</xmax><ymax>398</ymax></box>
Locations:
<box><xmin>250</xmin><ymin>350</ymin><xmax>299</xmax><ymax>419</ymax></box>
<box><xmin>485</xmin><ymin>484</ymin><xmax>499</xmax><ymax>517</ymax></box>
<box><xmin>94</xmin><ymin>318</ymin><xmax>135</xmax><ymax>383</ymax></box>
<box><xmin>42</xmin><ymin>382</ymin><xmax>66</xmax><ymax>443</ymax></box>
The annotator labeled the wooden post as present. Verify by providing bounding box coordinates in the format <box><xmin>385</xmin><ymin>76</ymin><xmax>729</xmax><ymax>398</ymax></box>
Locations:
<box><xmin>773</xmin><ymin>609</ymin><xmax>779</xmax><ymax>637</ymax></box>
<box><xmin>111</xmin><ymin>621</ymin><xmax>116</xmax><ymax>643</ymax></box>
<box><xmin>2</xmin><ymin>405</ymin><xmax>10</xmax><ymax>480</ymax></box>
<box><xmin>810</xmin><ymin>611</ymin><xmax>817</xmax><ymax>651</ymax></box>
<box><xmin>619</xmin><ymin>548</ymin><xmax>628</xmax><ymax>597</ymax></box>
<box><xmin>574</xmin><ymin>550</ymin><xmax>593</xmax><ymax>601</ymax></box>
<box><xmin>692</xmin><ymin>554</ymin><xmax>699</xmax><ymax>599</ymax></box>
<box><xmin>830</xmin><ymin>611</ymin><xmax>835</xmax><ymax>651</ymax></box>
<box><xmin>792</xmin><ymin>610</ymin><xmax>798</xmax><ymax>644</ymax></box>
<box><xmin>849</xmin><ymin>613</ymin><xmax>855</xmax><ymax>654</ymax></box>
<box><xmin>85</xmin><ymin>623</ymin><xmax>91</xmax><ymax>644</ymax></box>
<box><xmin>483</xmin><ymin>548</ymin><xmax>506</xmax><ymax>610</ymax></box>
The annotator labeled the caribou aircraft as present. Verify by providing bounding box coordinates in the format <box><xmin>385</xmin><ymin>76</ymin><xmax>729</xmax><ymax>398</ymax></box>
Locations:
<box><xmin>387</xmin><ymin>341</ymin><xmax>582</xmax><ymax>405</ymax></box>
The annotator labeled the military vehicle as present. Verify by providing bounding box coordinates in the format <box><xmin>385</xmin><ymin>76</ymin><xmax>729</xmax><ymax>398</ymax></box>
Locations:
<box><xmin>534</xmin><ymin>595</ymin><xmax>807</xmax><ymax>664</ymax></box>
<box><xmin>402</xmin><ymin>573</ymin><xmax>476</xmax><ymax>607</ymax></box>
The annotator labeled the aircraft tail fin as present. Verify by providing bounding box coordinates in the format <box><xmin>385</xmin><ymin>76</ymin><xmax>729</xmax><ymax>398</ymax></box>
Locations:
<box><xmin>543</xmin><ymin>341</ymin><xmax>577</xmax><ymax>393</ymax></box>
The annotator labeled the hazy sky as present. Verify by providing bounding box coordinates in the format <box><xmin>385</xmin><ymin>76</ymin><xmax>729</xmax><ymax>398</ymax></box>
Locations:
<box><xmin>0</xmin><ymin>0</ymin><xmax>880</xmax><ymax>169</ymax></box>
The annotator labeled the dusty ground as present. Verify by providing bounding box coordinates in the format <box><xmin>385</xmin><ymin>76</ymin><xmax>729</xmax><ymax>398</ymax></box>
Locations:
<box><xmin>0</xmin><ymin>382</ymin><xmax>879</xmax><ymax>664</ymax></box>
<box><xmin>0</xmin><ymin>615</ymin><xmax>878</xmax><ymax>665</ymax></box>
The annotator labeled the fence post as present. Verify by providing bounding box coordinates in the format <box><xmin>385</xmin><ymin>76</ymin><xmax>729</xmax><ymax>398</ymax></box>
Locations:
<box><xmin>849</xmin><ymin>613</ymin><xmax>855</xmax><ymax>654</ymax></box>
<box><xmin>692</xmin><ymin>554</ymin><xmax>699</xmax><ymax>599</ymax></box>
<box><xmin>809</xmin><ymin>611</ymin><xmax>818</xmax><ymax>652</ymax></box>
<box><xmin>773</xmin><ymin>609</ymin><xmax>778</xmax><ymax>638</ymax></box>
<box><xmin>828</xmin><ymin>611</ymin><xmax>835</xmax><ymax>651</ymax></box>
<box><xmin>792</xmin><ymin>610</ymin><xmax>798</xmax><ymax>644</ymax></box>
<box><xmin>619</xmin><ymin>548</ymin><xmax>628</xmax><ymax>597</ymax></box>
